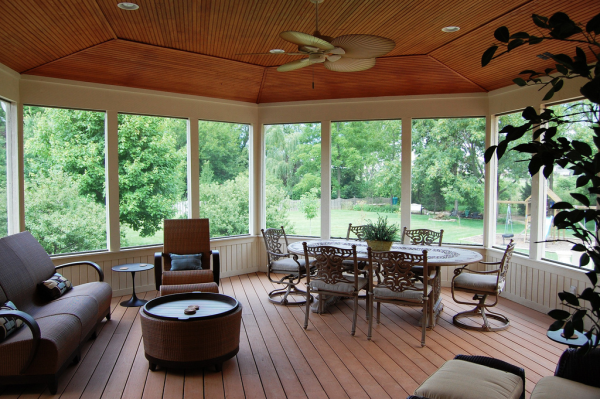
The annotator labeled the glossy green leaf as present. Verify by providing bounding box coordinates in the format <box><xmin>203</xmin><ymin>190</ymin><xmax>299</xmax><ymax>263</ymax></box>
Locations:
<box><xmin>548</xmin><ymin>309</ymin><xmax>570</xmax><ymax>320</ymax></box>
<box><xmin>494</xmin><ymin>26</ymin><xmax>510</xmax><ymax>43</ymax></box>
<box><xmin>481</xmin><ymin>46</ymin><xmax>498</xmax><ymax>67</ymax></box>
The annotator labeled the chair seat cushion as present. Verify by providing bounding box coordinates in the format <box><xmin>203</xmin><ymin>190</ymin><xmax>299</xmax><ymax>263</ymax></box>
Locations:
<box><xmin>271</xmin><ymin>257</ymin><xmax>306</xmax><ymax>273</ymax></box>
<box><xmin>453</xmin><ymin>273</ymin><xmax>502</xmax><ymax>293</ymax></box>
<box><xmin>414</xmin><ymin>359</ymin><xmax>523</xmax><ymax>399</ymax></box>
<box><xmin>159</xmin><ymin>283</ymin><xmax>219</xmax><ymax>296</ymax></box>
<box><xmin>163</xmin><ymin>270</ymin><xmax>214</xmax><ymax>285</ymax></box>
<box><xmin>309</xmin><ymin>277</ymin><xmax>368</xmax><ymax>294</ymax></box>
<box><xmin>531</xmin><ymin>376</ymin><xmax>600</xmax><ymax>399</ymax></box>
<box><xmin>374</xmin><ymin>282</ymin><xmax>432</xmax><ymax>303</ymax></box>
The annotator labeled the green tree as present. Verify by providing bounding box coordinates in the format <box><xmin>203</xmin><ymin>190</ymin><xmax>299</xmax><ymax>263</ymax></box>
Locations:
<box><xmin>24</xmin><ymin>171</ymin><xmax>106</xmax><ymax>254</ymax></box>
<box><xmin>412</xmin><ymin>118</ymin><xmax>486</xmax><ymax>213</ymax></box>
<box><xmin>118</xmin><ymin>114</ymin><xmax>187</xmax><ymax>237</ymax></box>
<box><xmin>198</xmin><ymin>122</ymin><xmax>249</xmax><ymax>183</ymax></box>
<box><xmin>300</xmin><ymin>187</ymin><xmax>320</xmax><ymax>235</ymax></box>
<box><xmin>199</xmin><ymin>173</ymin><xmax>249</xmax><ymax>237</ymax></box>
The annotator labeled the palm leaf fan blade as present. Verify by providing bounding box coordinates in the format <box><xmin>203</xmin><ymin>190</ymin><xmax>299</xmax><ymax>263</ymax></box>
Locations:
<box><xmin>330</xmin><ymin>34</ymin><xmax>395</xmax><ymax>59</ymax></box>
<box><xmin>280</xmin><ymin>31</ymin><xmax>335</xmax><ymax>51</ymax></box>
<box><xmin>324</xmin><ymin>57</ymin><xmax>376</xmax><ymax>72</ymax></box>
<box><xmin>277</xmin><ymin>58</ymin><xmax>311</xmax><ymax>72</ymax></box>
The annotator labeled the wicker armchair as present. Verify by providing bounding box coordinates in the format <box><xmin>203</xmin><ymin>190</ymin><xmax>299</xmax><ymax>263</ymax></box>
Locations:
<box><xmin>451</xmin><ymin>239</ymin><xmax>515</xmax><ymax>331</ymax></box>
<box><xmin>261</xmin><ymin>227</ymin><xmax>312</xmax><ymax>305</ymax></box>
<box><xmin>154</xmin><ymin>219</ymin><xmax>220</xmax><ymax>296</ymax></box>
<box><xmin>402</xmin><ymin>227</ymin><xmax>443</xmax><ymax>278</ymax></box>
<box><xmin>302</xmin><ymin>243</ymin><xmax>368</xmax><ymax>335</ymax></box>
<box><xmin>367</xmin><ymin>248</ymin><xmax>433</xmax><ymax>346</ymax></box>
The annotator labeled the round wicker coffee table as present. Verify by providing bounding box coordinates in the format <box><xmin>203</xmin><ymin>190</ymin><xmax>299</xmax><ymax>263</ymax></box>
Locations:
<box><xmin>140</xmin><ymin>292</ymin><xmax>242</xmax><ymax>371</ymax></box>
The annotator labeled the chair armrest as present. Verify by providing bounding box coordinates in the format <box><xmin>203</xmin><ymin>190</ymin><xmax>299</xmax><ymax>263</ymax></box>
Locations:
<box><xmin>154</xmin><ymin>252</ymin><xmax>163</xmax><ymax>291</ymax></box>
<box><xmin>555</xmin><ymin>348</ymin><xmax>600</xmax><ymax>388</ymax></box>
<box><xmin>266</xmin><ymin>249</ymin><xmax>291</xmax><ymax>259</ymax></box>
<box><xmin>454</xmin><ymin>355</ymin><xmax>525</xmax><ymax>399</ymax></box>
<box><xmin>455</xmin><ymin>267</ymin><xmax>500</xmax><ymax>276</ymax></box>
<box><xmin>479</xmin><ymin>261</ymin><xmax>502</xmax><ymax>266</ymax></box>
<box><xmin>211</xmin><ymin>250</ymin><xmax>220</xmax><ymax>286</ymax></box>
<box><xmin>0</xmin><ymin>310</ymin><xmax>40</xmax><ymax>374</ymax></box>
<box><xmin>56</xmin><ymin>261</ymin><xmax>104</xmax><ymax>282</ymax></box>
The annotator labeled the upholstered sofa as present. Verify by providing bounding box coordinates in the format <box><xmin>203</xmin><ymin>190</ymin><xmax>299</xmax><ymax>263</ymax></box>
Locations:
<box><xmin>0</xmin><ymin>231</ymin><xmax>112</xmax><ymax>394</ymax></box>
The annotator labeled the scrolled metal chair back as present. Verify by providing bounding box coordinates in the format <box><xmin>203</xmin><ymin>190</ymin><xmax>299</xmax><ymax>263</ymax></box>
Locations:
<box><xmin>304</xmin><ymin>245</ymin><xmax>356</xmax><ymax>285</ymax></box>
<box><xmin>402</xmin><ymin>227</ymin><xmax>443</xmax><ymax>246</ymax></box>
<box><xmin>347</xmin><ymin>224</ymin><xmax>367</xmax><ymax>241</ymax></box>
<box><xmin>261</xmin><ymin>226</ymin><xmax>290</xmax><ymax>262</ymax></box>
<box><xmin>498</xmin><ymin>240</ymin><xmax>515</xmax><ymax>288</ymax></box>
<box><xmin>369</xmin><ymin>250</ymin><xmax>427</xmax><ymax>293</ymax></box>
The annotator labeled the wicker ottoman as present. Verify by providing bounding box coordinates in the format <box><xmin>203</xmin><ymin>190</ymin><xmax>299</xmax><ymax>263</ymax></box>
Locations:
<box><xmin>140</xmin><ymin>292</ymin><xmax>242</xmax><ymax>371</ymax></box>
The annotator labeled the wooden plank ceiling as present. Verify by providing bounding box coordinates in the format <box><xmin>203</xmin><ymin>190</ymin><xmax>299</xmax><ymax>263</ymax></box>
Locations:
<box><xmin>0</xmin><ymin>0</ymin><xmax>596</xmax><ymax>103</ymax></box>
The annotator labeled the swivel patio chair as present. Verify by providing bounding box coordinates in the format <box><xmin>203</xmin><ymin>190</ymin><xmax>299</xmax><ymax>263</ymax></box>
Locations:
<box><xmin>261</xmin><ymin>226</ymin><xmax>312</xmax><ymax>305</ymax></box>
<box><xmin>367</xmin><ymin>248</ymin><xmax>433</xmax><ymax>346</ymax></box>
<box><xmin>154</xmin><ymin>219</ymin><xmax>220</xmax><ymax>296</ymax></box>
<box><xmin>451</xmin><ymin>239</ymin><xmax>515</xmax><ymax>331</ymax></box>
<box><xmin>402</xmin><ymin>227</ymin><xmax>443</xmax><ymax>278</ymax></box>
<box><xmin>302</xmin><ymin>243</ymin><xmax>368</xmax><ymax>335</ymax></box>
<box><xmin>346</xmin><ymin>223</ymin><xmax>367</xmax><ymax>241</ymax></box>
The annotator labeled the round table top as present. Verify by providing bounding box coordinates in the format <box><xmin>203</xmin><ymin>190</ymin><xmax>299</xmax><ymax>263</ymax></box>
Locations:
<box><xmin>287</xmin><ymin>239</ymin><xmax>483</xmax><ymax>266</ymax></box>
<box><xmin>111</xmin><ymin>263</ymin><xmax>154</xmax><ymax>272</ymax></box>
<box><xmin>546</xmin><ymin>328</ymin><xmax>594</xmax><ymax>347</ymax></box>
<box><xmin>143</xmin><ymin>292</ymin><xmax>240</xmax><ymax>321</ymax></box>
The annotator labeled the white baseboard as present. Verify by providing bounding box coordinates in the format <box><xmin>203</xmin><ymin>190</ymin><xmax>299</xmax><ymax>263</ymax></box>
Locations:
<box><xmin>500</xmin><ymin>291</ymin><xmax>552</xmax><ymax>315</ymax></box>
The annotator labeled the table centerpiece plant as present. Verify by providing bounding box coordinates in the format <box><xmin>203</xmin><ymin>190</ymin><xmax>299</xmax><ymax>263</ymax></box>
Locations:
<box><xmin>482</xmin><ymin>11</ymin><xmax>599</xmax><ymax>349</ymax></box>
<box><xmin>364</xmin><ymin>215</ymin><xmax>400</xmax><ymax>251</ymax></box>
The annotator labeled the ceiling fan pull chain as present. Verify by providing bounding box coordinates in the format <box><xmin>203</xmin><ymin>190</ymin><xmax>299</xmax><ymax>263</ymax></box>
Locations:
<box><xmin>312</xmin><ymin>63</ymin><xmax>315</xmax><ymax>89</ymax></box>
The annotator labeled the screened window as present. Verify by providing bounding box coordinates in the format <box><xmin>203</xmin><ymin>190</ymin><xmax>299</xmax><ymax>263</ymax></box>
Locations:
<box><xmin>495</xmin><ymin>111</ymin><xmax>531</xmax><ymax>255</ymax></box>
<box><xmin>118</xmin><ymin>114</ymin><xmax>187</xmax><ymax>247</ymax></box>
<box><xmin>265</xmin><ymin>123</ymin><xmax>321</xmax><ymax>236</ymax></box>
<box><xmin>330</xmin><ymin>120</ymin><xmax>402</xmax><ymax>238</ymax></box>
<box><xmin>543</xmin><ymin>100</ymin><xmax>596</xmax><ymax>268</ymax></box>
<box><xmin>0</xmin><ymin>100</ymin><xmax>8</xmax><ymax>237</ymax></box>
<box><xmin>411</xmin><ymin>118</ymin><xmax>486</xmax><ymax>245</ymax></box>
<box><xmin>198</xmin><ymin>121</ymin><xmax>250</xmax><ymax>237</ymax></box>
<box><xmin>23</xmin><ymin>106</ymin><xmax>107</xmax><ymax>254</ymax></box>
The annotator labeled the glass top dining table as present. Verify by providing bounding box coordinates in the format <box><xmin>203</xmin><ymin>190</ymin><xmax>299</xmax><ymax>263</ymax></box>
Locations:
<box><xmin>287</xmin><ymin>239</ymin><xmax>483</xmax><ymax>327</ymax></box>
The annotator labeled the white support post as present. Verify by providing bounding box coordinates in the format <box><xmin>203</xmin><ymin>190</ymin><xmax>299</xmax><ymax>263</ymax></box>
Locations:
<box><xmin>187</xmin><ymin>118</ymin><xmax>199</xmax><ymax>219</ymax></box>
<box><xmin>256</xmin><ymin>122</ymin><xmax>265</xmax><ymax>235</ymax></box>
<box><xmin>530</xmin><ymin>106</ymin><xmax>547</xmax><ymax>260</ymax></box>
<box><xmin>483</xmin><ymin>115</ymin><xmax>498</xmax><ymax>249</ymax></box>
<box><xmin>105</xmin><ymin>110</ymin><xmax>120</xmax><ymax>252</ymax></box>
<box><xmin>6</xmin><ymin>101</ymin><xmax>23</xmax><ymax>234</ymax></box>
<box><xmin>321</xmin><ymin>121</ymin><xmax>331</xmax><ymax>239</ymax></box>
<box><xmin>401</xmin><ymin>118</ymin><xmax>412</xmax><ymax>242</ymax></box>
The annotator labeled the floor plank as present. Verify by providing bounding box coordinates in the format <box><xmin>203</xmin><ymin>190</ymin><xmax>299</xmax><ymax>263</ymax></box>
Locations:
<box><xmin>1</xmin><ymin>273</ymin><xmax>564</xmax><ymax>398</ymax></box>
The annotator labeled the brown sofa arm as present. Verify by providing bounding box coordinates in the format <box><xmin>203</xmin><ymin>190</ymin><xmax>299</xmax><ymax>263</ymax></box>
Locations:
<box><xmin>555</xmin><ymin>348</ymin><xmax>600</xmax><ymax>388</ymax></box>
<box><xmin>211</xmin><ymin>250</ymin><xmax>220</xmax><ymax>286</ymax></box>
<box><xmin>0</xmin><ymin>310</ymin><xmax>40</xmax><ymax>373</ymax></box>
<box><xmin>55</xmin><ymin>261</ymin><xmax>104</xmax><ymax>282</ymax></box>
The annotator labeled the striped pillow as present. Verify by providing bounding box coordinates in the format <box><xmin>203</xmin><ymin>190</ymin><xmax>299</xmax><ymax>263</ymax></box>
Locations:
<box><xmin>38</xmin><ymin>273</ymin><xmax>73</xmax><ymax>300</ymax></box>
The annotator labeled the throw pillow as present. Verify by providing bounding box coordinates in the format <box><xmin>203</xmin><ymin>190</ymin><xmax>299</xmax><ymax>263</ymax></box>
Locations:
<box><xmin>170</xmin><ymin>253</ymin><xmax>203</xmax><ymax>271</ymax></box>
<box><xmin>38</xmin><ymin>273</ymin><xmax>73</xmax><ymax>300</ymax></box>
<box><xmin>0</xmin><ymin>301</ymin><xmax>23</xmax><ymax>341</ymax></box>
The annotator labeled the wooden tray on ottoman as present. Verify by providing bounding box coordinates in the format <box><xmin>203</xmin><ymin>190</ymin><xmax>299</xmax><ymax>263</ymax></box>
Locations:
<box><xmin>140</xmin><ymin>292</ymin><xmax>242</xmax><ymax>371</ymax></box>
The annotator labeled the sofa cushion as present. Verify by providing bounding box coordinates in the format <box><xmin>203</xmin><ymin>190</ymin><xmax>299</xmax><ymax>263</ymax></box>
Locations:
<box><xmin>0</xmin><ymin>301</ymin><xmax>23</xmax><ymax>341</ymax></box>
<box><xmin>0</xmin><ymin>232</ymin><xmax>56</xmax><ymax>310</ymax></box>
<box><xmin>27</xmin><ymin>295</ymin><xmax>98</xmax><ymax>343</ymax></box>
<box><xmin>414</xmin><ymin>359</ymin><xmax>523</xmax><ymax>399</ymax></box>
<box><xmin>60</xmin><ymin>282</ymin><xmax>112</xmax><ymax>322</ymax></box>
<box><xmin>170</xmin><ymin>253</ymin><xmax>203</xmax><ymax>271</ymax></box>
<box><xmin>0</xmin><ymin>313</ymin><xmax>81</xmax><ymax>376</ymax></box>
<box><xmin>38</xmin><ymin>273</ymin><xmax>72</xmax><ymax>300</ymax></box>
<box><xmin>531</xmin><ymin>376</ymin><xmax>600</xmax><ymax>399</ymax></box>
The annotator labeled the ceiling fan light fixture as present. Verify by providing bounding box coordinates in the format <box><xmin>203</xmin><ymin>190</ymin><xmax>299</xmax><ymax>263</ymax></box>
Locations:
<box><xmin>269</xmin><ymin>49</ymin><xmax>286</xmax><ymax>54</ymax></box>
<box><xmin>117</xmin><ymin>2</ymin><xmax>139</xmax><ymax>10</ymax></box>
<box><xmin>441</xmin><ymin>26</ymin><xmax>460</xmax><ymax>33</ymax></box>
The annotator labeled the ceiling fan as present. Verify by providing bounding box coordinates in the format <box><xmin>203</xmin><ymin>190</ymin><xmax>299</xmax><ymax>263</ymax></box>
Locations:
<box><xmin>242</xmin><ymin>0</ymin><xmax>395</xmax><ymax>73</ymax></box>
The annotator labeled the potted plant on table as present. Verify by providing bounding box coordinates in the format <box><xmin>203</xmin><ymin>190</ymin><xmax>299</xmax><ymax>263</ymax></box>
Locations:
<box><xmin>482</xmin><ymin>11</ymin><xmax>599</xmax><ymax>349</ymax></box>
<box><xmin>364</xmin><ymin>215</ymin><xmax>400</xmax><ymax>251</ymax></box>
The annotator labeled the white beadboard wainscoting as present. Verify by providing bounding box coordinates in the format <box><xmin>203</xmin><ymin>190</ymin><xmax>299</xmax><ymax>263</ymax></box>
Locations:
<box><xmin>51</xmin><ymin>235</ymin><xmax>263</xmax><ymax>297</ymax></box>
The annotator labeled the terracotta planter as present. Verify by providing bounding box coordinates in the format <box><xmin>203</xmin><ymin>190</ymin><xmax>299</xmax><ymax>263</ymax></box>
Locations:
<box><xmin>366</xmin><ymin>240</ymin><xmax>393</xmax><ymax>251</ymax></box>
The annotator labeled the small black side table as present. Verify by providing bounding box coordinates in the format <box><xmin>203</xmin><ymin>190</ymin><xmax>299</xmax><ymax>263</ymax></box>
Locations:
<box><xmin>112</xmin><ymin>263</ymin><xmax>154</xmax><ymax>307</ymax></box>
<box><xmin>547</xmin><ymin>328</ymin><xmax>594</xmax><ymax>348</ymax></box>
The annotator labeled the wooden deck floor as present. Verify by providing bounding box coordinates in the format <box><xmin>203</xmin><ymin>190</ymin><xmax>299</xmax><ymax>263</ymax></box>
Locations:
<box><xmin>0</xmin><ymin>272</ymin><xmax>564</xmax><ymax>399</ymax></box>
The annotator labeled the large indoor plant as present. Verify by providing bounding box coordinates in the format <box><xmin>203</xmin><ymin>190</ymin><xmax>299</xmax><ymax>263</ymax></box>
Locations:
<box><xmin>482</xmin><ymin>11</ymin><xmax>599</xmax><ymax>348</ymax></box>
<box><xmin>364</xmin><ymin>215</ymin><xmax>400</xmax><ymax>251</ymax></box>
